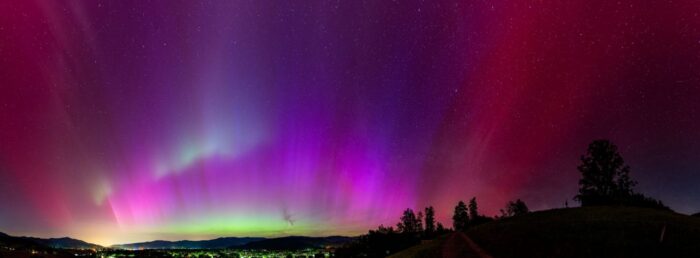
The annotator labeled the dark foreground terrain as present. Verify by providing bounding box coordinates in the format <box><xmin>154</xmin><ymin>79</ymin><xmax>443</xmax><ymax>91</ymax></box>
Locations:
<box><xmin>392</xmin><ymin>206</ymin><xmax>700</xmax><ymax>258</ymax></box>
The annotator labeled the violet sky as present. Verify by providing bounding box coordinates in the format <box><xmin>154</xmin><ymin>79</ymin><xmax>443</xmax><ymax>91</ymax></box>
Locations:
<box><xmin>1</xmin><ymin>1</ymin><xmax>699</xmax><ymax>245</ymax></box>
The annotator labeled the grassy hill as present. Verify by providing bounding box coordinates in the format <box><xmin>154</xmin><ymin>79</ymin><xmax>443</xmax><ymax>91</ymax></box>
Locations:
<box><xmin>390</xmin><ymin>206</ymin><xmax>700</xmax><ymax>258</ymax></box>
<box><xmin>468</xmin><ymin>206</ymin><xmax>700</xmax><ymax>258</ymax></box>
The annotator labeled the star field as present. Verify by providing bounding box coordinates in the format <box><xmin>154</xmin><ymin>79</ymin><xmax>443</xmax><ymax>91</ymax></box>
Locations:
<box><xmin>1</xmin><ymin>0</ymin><xmax>699</xmax><ymax>245</ymax></box>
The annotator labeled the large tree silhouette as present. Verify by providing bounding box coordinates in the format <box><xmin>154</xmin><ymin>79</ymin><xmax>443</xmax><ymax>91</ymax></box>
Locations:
<box><xmin>468</xmin><ymin>197</ymin><xmax>493</xmax><ymax>225</ymax></box>
<box><xmin>416</xmin><ymin>211</ymin><xmax>424</xmax><ymax>233</ymax></box>
<box><xmin>468</xmin><ymin>197</ymin><xmax>479</xmax><ymax>220</ymax></box>
<box><xmin>397</xmin><ymin>208</ymin><xmax>421</xmax><ymax>234</ymax></box>
<box><xmin>575</xmin><ymin>140</ymin><xmax>637</xmax><ymax>206</ymax></box>
<box><xmin>424</xmin><ymin>206</ymin><xmax>436</xmax><ymax>236</ymax></box>
<box><xmin>452</xmin><ymin>201</ymin><xmax>469</xmax><ymax>231</ymax></box>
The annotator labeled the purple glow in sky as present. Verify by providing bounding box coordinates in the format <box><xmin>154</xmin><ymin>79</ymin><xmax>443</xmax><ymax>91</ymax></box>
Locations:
<box><xmin>1</xmin><ymin>1</ymin><xmax>700</xmax><ymax>245</ymax></box>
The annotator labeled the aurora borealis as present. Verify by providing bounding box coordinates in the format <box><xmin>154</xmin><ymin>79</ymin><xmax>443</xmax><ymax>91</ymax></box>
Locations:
<box><xmin>1</xmin><ymin>0</ymin><xmax>700</xmax><ymax>246</ymax></box>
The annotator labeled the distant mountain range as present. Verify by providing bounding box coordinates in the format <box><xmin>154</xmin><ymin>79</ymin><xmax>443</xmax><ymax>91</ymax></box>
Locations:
<box><xmin>0</xmin><ymin>232</ymin><xmax>102</xmax><ymax>250</ymax></box>
<box><xmin>23</xmin><ymin>236</ymin><xmax>102</xmax><ymax>249</ymax></box>
<box><xmin>0</xmin><ymin>231</ymin><xmax>48</xmax><ymax>250</ymax></box>
<box><xmin>0</xmin><ymin>231</ymin><xmax>355</xmax><ymax>251</ymax></box>
<box><xmin>114</xmin><ymin>236</ymin><xmax>355</xmax><ymax>250</ymax></box>
<box><xmin>111</xmin><ymin>237</ymin><xmax>265</xmax><ymax>249</ymax></box>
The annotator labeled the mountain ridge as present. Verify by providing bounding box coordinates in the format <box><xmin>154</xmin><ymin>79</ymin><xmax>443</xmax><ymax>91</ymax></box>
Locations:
<box><xmin>0</xmin><ymin>232</ymin><xmax>102</xmax><ymax>250</ymax></box>
<box><xmin>111</xmin><ymin>236</ymin><xmax>265</xmax><ymax>249</ymax></box>
<box><xmin>1</xmin><ymin>231</ymin><xmax>356</xmax><ymax>250</ymax></box>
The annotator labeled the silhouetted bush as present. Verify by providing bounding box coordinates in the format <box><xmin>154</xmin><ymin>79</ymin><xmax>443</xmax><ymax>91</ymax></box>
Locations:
<box><xmin>623</xmin><ymin>193</ymin><xmax>671</xmax><ymax>211</ymax></box>
<box><xmin>500</xmin><ymin>199</ymin><xmax>530</xmax><ymax>218</ymax></box>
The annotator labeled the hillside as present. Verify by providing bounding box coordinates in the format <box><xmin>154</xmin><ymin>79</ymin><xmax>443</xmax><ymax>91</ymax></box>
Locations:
<box><xmin>468</xmin><ymin>206</ymin><xmax>700</xmax><ymax>258</ymax></box>
<box><xmin>0</xmin><ymin>232</ymin><xmax>102</xmax><ymax>250</ymax></box>
<box><xmin>0</xmin><ymin>232</ymin><xmax>99</xmax><ymax>258</ymax></box>
<box><xmin>390</xmin><ymin>206</ymin><xmax>700</xmax><ymax>258</ymax></box>
<box><xmin>23</xmin><ymin>236</ymin><xmax>102</xmax><ymax>249</ymax></box>
<box><xmin>0</xmin><ymin>232</ymin><xmax>48</xmax><ymax>250</ymax></box>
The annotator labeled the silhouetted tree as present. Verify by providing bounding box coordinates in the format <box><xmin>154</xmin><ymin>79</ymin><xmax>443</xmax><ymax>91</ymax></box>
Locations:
<box><xmin>397</xmin><ymin>208</ymin><xmax>424</xmax><ymax>234</ymax></box>
<box><xmin>416</xmin><ymin>211</ymin><xmax>424</xmax><ymax>233</ymax></box>
<box><xmin>500</xmin><ymin>199</ymin><xmax>529</xmax><ymax>218</ymax></box>
<box><xmin>336</xmin><ymin>205</ymin><xmax>455</xmax><ymax>257</ymax></box>
<box><xmin>339</xmin><ymin>203</ymin><xmax>455</xmax><ymax>257</ymax></box>
<box><xmin>575</xmin><ymin>140</ymin><xmax>637</xmax><ymax>206</ymax></box>
<box><xmin>573</xmin><ymin>140</ymin><xmax>671</xmax><ymax>211</ymax></box>
<box><xmin>335</xmin><ymin>224</ymin><xmax>419</xmax><ymax>257</ymax></box>
<box><xmin>453</xmin><ymin>201</ymin><xmax>469</xmax><ymax>231</ymax></box>
<box><xmin>424</xmin><ymin>206</ymin><xmax>436</xmax><ymax>237</ymax></box>
<box><xmin>468</xmin><ymin>197</ymin><xmax>479</xmax><ymax>220</ymax></box>
<box><xmin>466</xmin><ymin>197</ymin><xmax>495</xmax><ymax>225</ymax></box>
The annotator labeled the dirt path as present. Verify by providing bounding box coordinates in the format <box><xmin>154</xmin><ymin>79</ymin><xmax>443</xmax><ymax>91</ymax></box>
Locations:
<box><xmin>441</xmin><ymin>232</ymin><xmax>493</xmax><ymax>258</ymax></box>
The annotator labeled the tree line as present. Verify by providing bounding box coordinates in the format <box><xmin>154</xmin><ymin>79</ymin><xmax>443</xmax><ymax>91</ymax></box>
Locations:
<box><xmin>336</xmin><ymin>196</ymin><xmax>531</xmax><ymax>257</ymax></box>
<box><xmin>336</xmin><ymin>139</ymin><xmax>671</xmax><ymax>257</ymax></box>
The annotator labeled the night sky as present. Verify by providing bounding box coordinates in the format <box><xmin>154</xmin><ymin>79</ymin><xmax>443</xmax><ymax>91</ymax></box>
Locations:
<box><xmin>1</xmin><ymin>1</ymin><xmax>700</xmax><ymax>246</ymax></box>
